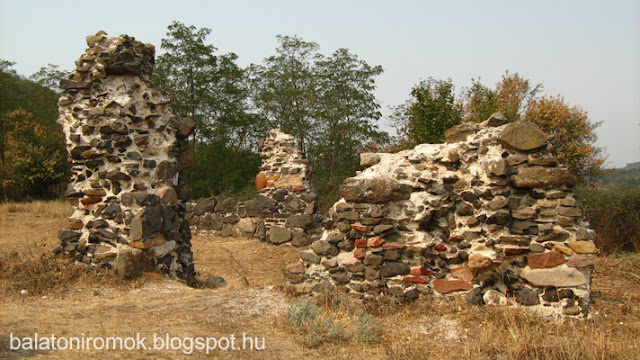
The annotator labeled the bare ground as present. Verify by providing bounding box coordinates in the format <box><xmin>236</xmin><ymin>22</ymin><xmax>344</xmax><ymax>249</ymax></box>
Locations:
<box><xmin>0</xmin><ymin>201</ymin><xmax>639</xmax><ymax>359</ymax></box>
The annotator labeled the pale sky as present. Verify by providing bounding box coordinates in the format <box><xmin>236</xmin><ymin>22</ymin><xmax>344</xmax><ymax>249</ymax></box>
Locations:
<box><xmin>1</xmin><ymin>0</ymin><xmax>638</xmax><ymax>168</ymax></box>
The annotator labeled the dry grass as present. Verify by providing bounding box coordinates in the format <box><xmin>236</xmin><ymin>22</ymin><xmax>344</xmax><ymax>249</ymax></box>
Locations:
<box><xmin>0</xmin><ymin>200</ymin><xmax>639</xmax><ymax>359</ymax></box>
<box><xmin>0</xmin><ymin>200</ymin><xmax>73</xmax><ymax>218</ymax></box>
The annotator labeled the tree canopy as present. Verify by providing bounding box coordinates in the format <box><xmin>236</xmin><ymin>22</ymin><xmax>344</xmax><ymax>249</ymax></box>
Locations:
<box><xmin>0</xmin><ymin>61</ymin><xmax>67</xmax><ymax>200</ymax></box>
<box><xmin>249</xmin><ymin>35</ymin><xmax>387</xmax><ymax>209</ymax></box>
<box><xmin>0</xmin><ymin>24</ymin><xmax>609</xmax><ymax>204</ymax></box>
<box><xmin>392</xmin><ymin>71</ymin><xmax>604</xmax><ymax>178</ymax></box>
<box><xmin>391</xmin><ymin>78</ymin><xmax>462</xmax><ymax>147</ymax></box>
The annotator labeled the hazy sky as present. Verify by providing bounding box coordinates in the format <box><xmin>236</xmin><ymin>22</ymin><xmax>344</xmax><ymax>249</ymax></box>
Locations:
<box><xmin>1</xmin><ymin>0</ymin><xmax>638</xmax><ymax>168</ymax></box>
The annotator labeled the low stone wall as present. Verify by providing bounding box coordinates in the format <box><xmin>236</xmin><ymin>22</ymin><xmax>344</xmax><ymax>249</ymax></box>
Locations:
<box><xmin>286</xmin><ymin>115</ymin><xmax>597</xmax><ymax>318</ymax></box>
<box><xmin>187</xmin><ymin>129</ymin><xmax>324</xmax><ymax>247</ymax></box>
<box><xmin>55</xmin><ymin>32</ymin><xmax>196</xmax><ymax>284</ymax></box>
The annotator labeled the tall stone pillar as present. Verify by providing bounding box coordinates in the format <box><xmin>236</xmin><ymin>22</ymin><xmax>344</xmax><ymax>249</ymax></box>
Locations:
<box><xmin>56</xmin><ymin>32</ymin><xmax>196</xmax><ymax>283</ymax></box>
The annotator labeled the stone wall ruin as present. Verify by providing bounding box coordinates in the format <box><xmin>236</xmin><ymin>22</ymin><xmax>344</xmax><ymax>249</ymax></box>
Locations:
<box><xmin>54</xmin><ymin>32</ymin><xmax>598</xmax><ymax>319</ymax></box>
<box><xmin>56</xmin><ymin>32</ymin><xmax>196</xmax><ymax>284</ymax></box>
<box><xmin>186</xmin><ymin>129</ymin><xmax>324</xmax><ymax>247</ymax></box>
<box><xmin>286</xmin><ymin>115</ymin><xmax>598</xmax><ymax>318</ymax></box>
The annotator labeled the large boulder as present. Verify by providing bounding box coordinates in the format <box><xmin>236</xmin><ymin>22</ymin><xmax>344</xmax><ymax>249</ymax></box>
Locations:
<box><xmin>498</xmin><ymin>121</ymin><xmax>548</xmax><ymax>151</ymax></box>
<box><xmin>339</xmin><ymin>177</ymin><xmax>413</xmax><ymax>204</ymax></box>
<box><xmin>445</xmin><ymin>122</ymin><xmax>479</xmax><ymax>143</ymax></box>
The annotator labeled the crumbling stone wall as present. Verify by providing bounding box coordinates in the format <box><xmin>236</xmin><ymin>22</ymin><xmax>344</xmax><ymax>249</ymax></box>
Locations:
<box><xmin>286</xmin><ymin>114</ymin><xmax>597</xmax><ymax>318</ymax></box>
<box><xmin>187</xmin><ymin>129</ymin><xmax>324</xmax><ymax>247</ymax></box>
<box><xmin>56</xmin><ymin>32</ymin><xmax>196</xmax><ymax>283</ymax></box>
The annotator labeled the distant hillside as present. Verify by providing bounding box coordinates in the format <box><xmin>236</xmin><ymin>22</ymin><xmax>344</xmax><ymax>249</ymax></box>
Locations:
<box><xmin>590</xmin><ymin>162</ymin><xmax>640</xmax><ymax>188</ymax></box>
<box><xmin>623</xmin><ymin>162</ymin><xmax>640</xmax><ymax>170</ymax></box>
<box><xmin>0</xmin><ymin>70</ymin><xmax>59</xmax><ymax>126</ymax></box>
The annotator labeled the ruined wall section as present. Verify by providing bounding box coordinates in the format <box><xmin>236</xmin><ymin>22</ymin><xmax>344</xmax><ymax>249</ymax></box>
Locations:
<box><xmin>187</xmin><ymin>129</ymin><xmax>324</xmax><ymax>247</ymax></box>
<box><xmin>56</xmin><ymin>32</ymin><xmax>197</xmax><ymax>283</ymax></box>
<box><xmin>286</xmin><ymin>115</ymin><xmax>597</xmax><ymax>318</ymax></box>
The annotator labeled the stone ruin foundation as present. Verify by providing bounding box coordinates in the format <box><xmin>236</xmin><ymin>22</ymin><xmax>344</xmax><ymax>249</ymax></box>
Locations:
<box><xmin>53</xmin><ymin>32</ymin><xmax>598</xmax><ymax>319</ymax></box>
<box><xmin>186</xmin><ymin>129</ymin><xmax>324</xmax><ymax>247</ymax></box>
<box><xmin>55</xmin><ymin>32</ymin><xmax>197</xmax><ymax>284</ymax></box>
<box><xmin>286</xmin><ymin>115</ymin><xmax>598</xmax><ymax>318</ymax></box>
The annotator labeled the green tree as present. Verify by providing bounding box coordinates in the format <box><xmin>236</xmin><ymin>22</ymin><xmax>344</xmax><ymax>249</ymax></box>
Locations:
<box><xmin>154</xmin><ymin>22</ymin><xmax>264</xmax><ymax>197</ymax></box>
<box><xmin>392</xmin><ymin>78</ymin><xmax>462</xmax><ymax>147</ymax></box>
<box><xmin>249</xmin><ymin>35</ymin><xmax>320</xmax><ymax>152</ymax></box>
<box><xmin>311</xmin><ymin>48</ymin><xmax>388</xmax><ymax>210</ymax></box>
<box><xmin>2</xmin><ymin>109</ymin><xmax>67</xmax><ymax>199</ymax></box>
<box><xmin>495</xmin><ymin>70</ymin><xmax>542</xmax><ymax>122</ymax></box>
<box><xmin>462</xmin><ymin>71</ymin><xmax>542</xmax><ymax>123</ymax></box>
<box><xmin>29</xmin><ymin>64</ymin><xmax>68</xmax><ymax>93</ymax></box>
<box><xmin>462</xmin><ymin>78</ymin><xmax>497</xmax><ymax>123</ymax></box>
<box><xmin>154</xmin><ymin>21</ymin><xmax>257</xmax><ymax>147</ymax></box>
<box><xmin>250</xmin><ymin>36</ymin><xmax>387</xmax><ymax>210</ymax></box>
<box><xmin>525</xmin><ymin>95</ymin><xmax>604</xmax><ymax>178</ymax></box>
<box><xmin>1</xmin><ymin>61</ymin><xmax>67</xmax><ymax>200</ymax></box>
<box><xmin>0</xmin><ymin>60</ymin><xmax>17</xmax><ymax>75</ymax></box>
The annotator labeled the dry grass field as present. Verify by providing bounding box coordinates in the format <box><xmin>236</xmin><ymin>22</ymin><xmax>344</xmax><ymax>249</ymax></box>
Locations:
<box><xmin>0</xmin><ymin>201</ymin><xmax>639</xmax><ymax>359</ymax></box>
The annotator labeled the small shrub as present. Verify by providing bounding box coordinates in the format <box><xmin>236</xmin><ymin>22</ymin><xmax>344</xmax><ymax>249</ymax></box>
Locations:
<box><xmin>287</xmin><ymin>298</ymin><xmax>320</xmax><ymax>330</ymax></box>
<box><xmin>353</xmin><ymin>310</ymin><xmax>383</xmax><ymax>343</ymax></box>
<box><xmin>284</xmin><ymin>295</ymin><xmax>382</xmax><ymax>348</ymax></box>
<box><xmin>320</xmin><ymin>315</ymin><xmax>347</xmax><ymax>341</ymax></box>
<box><xmin>330</xmin><ymin>292</ymin><xmax>349</xmax><ymax>311</ymax></box>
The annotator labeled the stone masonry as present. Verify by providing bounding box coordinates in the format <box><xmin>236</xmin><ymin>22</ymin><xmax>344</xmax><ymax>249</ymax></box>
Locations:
<box><xmin>286</xmin><ymin>114</ymin><xmax>598</xmax><ymax>318</ymax></box>
<box><xmin>55</xmin><ymin>32</ymin><xmax>197</xmax><ymax>284</ymax></box>
<box><xmin>187</xmin><ymin>129</ymin><xmax>324</xmax><ymax>247</ymax></box>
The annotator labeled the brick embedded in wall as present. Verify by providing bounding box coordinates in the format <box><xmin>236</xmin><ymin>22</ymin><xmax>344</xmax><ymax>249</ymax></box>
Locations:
<box><xmin>286</xmin><ymin>114</ymin><xmax>598</xmax><ymax>318</ymax></box>
<box><xmin>186</xmin><ymin>129</ymin><xmax>324</xmax><ymax>247</ymax></box>
<box><xmin>56</xmin><ymin>32</ymin><xmax>197</xmax><ymax>284</ymax></box>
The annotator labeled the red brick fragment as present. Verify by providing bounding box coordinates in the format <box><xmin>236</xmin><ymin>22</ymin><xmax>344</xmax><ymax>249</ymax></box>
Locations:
<box><xmin>434</xmin><ymin>243</ymin><xmax>447</xmax><ymax>252</ymax></box>
<box><xmin>352</xmin><ymin>224</ymin><xmax>370</xmax><ymax>233</ymax></box>
<box><xmin>354</xmin><ymin>239</ymin><xmax>368</xmax><ymax>248</ymax></box>
<box><xmin>367</xmin><ymin>236</ymin><xmax>384</xmax><ymax>247</ymax></box>
<box><xmin>527</xmin><ymin>251</ymin><xmax>566</xmax><ymax>268</ymax></box>
<box><xmin>403</xmin><ymin>276</ymin><xmax>429</xmax><ymax>284</ymax></box>
<box><xmin>410</xmin><ymin>267</ymin><xmax>431</xmax><ymax>276</ymax></box>
<box><xmin>432</xmin><ymin>279</ymin><xmax>472</xmax><ymax>294</ymax></box>
<box><xmin>255</xmin><ymin>173</ymin><xmax>267</xmax><ymax>190</ymax></box>
<box><xmin>504</xmin><ymin>248</ymin><xmax>526</xmax><ymax>256</ymax></box>
<box><xmin>382</xmin><ymin>244</ymin><xmax>406</xmax><ymax>250</ymax></box>
<box><xmin>81</xmin><ymin>197</ymin><xmax>102</xmax><ymax>205</ymax></box>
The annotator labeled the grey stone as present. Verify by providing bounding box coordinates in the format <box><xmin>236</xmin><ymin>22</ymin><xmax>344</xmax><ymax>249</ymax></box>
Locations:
<box><xmin>221</xmin><ymin>214</ymin><xmax>240</xmax><ymax>224</ymax></box>
<box><xmin>58</xmin><ymin>229</ymin><xmax>81</xmax><ymax>242</ymax></box>
<box><xmin>515</xmin><ymin>288</ymin><xmax>540</xmax><ymax>306</ymax></box>
<box><xmin>456</xmin><ymin>201</ymin><xmax>475</xmax><ymax>216</ymax></box>
<box><xmin>300</xmin><ymin>249</ymin><xmax>321</xmax><ymax>264</ymax></box>
<box><xmin>106</xmin><ymin>170</ymin><xmax>130</xmax><ymax>181</ymax></box>
<box><xmin>285</xmin><ymin>214</ymin><xmax>316</xmax><ymax>229</ymax></box>
<box><xmin>310</xmin><ymin>240</ymin><xmax>338</xmax><ymax>256</ymax></box>
<box><xmin>200</xmin><ymin>213</ymin><xmax>222</xmax><ymax>231</ymax></box>
<box><xmin>285</xmin><ymin>195</ymin><xmax>304</xmax><ymax>212</ymax></box>
<box><xmin>483</xmin><ymin>112</ymin><xmax>508</xmax><ymax>127</ymax></box>
<box><xmin>269</xmin><ymin>226</ymin><xmax>292</xmax><ymax>244</ymax></box>
<box><xmin>193</xmin><ymin>198</ymin><xmax>216</xmax><ymax>216</ymax></box>
<box><xmin>215</xmin><ymin>198</ymin><xmax>237</xmax><ymax>213</ymax></box>
<box><xmin>199</xmin><ymin>276</ymin><xmax>227</xmax><ymax>289</ymax></box>
<box><xmin>380</xmin><ymin>261</ymin><xmax>410</xmax><ymax>277</ymax></box>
